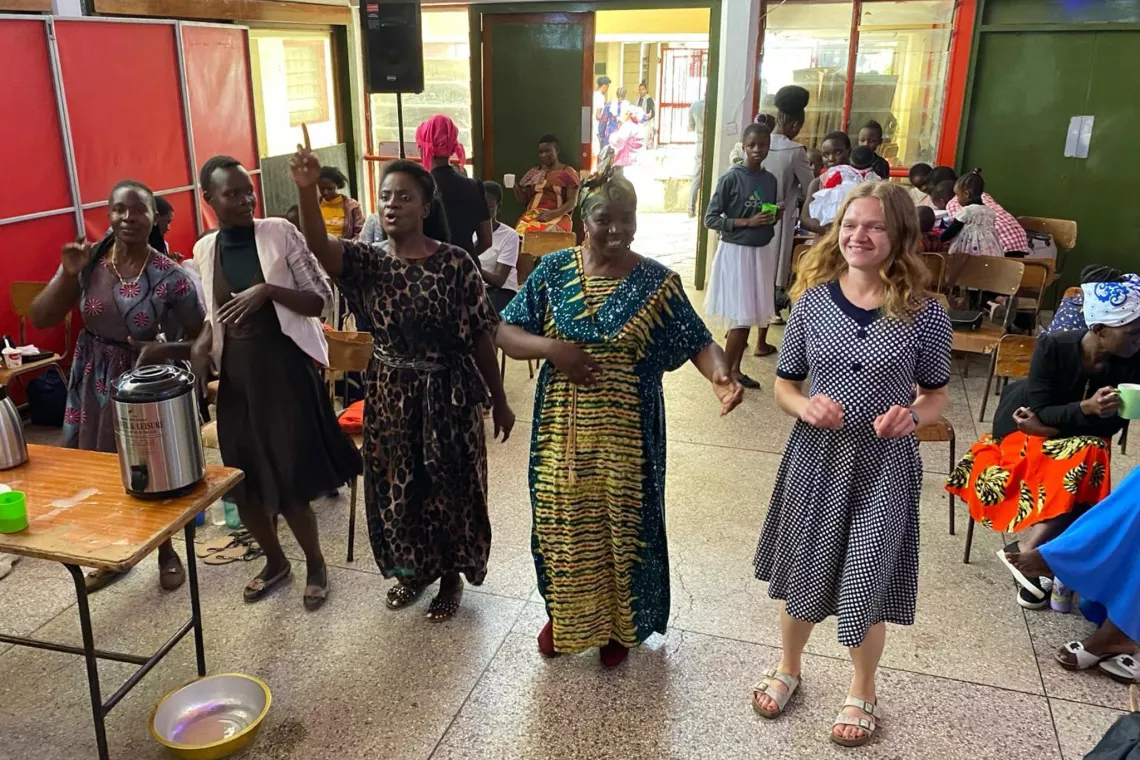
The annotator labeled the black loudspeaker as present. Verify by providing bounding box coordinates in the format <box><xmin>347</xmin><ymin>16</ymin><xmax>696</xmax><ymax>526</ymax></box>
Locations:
<box><xmin>361</xmin><ymin>1</ymin><xmax>424</xmax><ymax>94</ymax></box>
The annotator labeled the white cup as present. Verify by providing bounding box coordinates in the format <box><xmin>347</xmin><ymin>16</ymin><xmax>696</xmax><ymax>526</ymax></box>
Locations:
<box><xmin>503</xmin><ymin>173</ymin><xmax>516</xmax><ymax>189</ymax></box>
<box><xmin>2</xmin><ymin>349</ymin><xmax>21</xmax><ymax>370</ymax></box>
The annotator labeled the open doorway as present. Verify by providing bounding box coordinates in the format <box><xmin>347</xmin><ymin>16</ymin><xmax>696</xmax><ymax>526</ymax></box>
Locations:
<box><xmin>593</xmin><ymin>9</ymin><xmax>711</xmax><ymax>283</ymax></box>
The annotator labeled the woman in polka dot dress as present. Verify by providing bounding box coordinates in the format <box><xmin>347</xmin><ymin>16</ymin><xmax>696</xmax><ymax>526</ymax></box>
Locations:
<box><xmin>750</xmin><ymin>182</ymin><xmax>952</xmax><ymax>747</ymax></box>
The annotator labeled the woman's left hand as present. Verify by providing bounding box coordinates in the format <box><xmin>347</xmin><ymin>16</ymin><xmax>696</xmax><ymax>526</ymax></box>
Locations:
<box><xmin>535</xmin><ymin>210</ymin><xmax>557</xmax><ymax>223</ymax></box>
<box><xmin>711</xmin><ymin>370</ymin><xmax>744</xmax><ymax>416</ymax></box>
<box><xmin>874</xmin><ymin>405</ymin><xmax>917</xmax><ymax>439</ymax></box>
<box><xmin>492</xmin><ymin>399</ymin><xmax>515</xmax><ymax>442</ymax></box>
<box><xmin>217</xmin><ymin>283</ymin><xmax>272</xmax><ymax>325</ymax></box>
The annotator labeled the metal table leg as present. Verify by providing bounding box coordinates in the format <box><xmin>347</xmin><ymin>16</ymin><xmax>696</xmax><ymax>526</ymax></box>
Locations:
<box><xmin>65</xmin><ymin>563</ymin><xmax>109</xmax><ymax>760</ymax></box>
<box><xmin>183</xmin><ymin>522</ymin><xmax>207</xmax><ymax>677</ymax></box>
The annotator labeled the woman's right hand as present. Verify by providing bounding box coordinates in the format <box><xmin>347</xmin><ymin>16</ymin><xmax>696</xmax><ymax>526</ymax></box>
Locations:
<box><xmin>546</xmin><ymin>340</ymin><xmax>602</xmax><ymax>386</ymax></box>
<box><xmin>289</xmin><ymin>127</ymin><xmax>321</xmax><ymax>188</ymax></box>
<box><xmin>1081</xmin><ymin>386</ymin><xmax>1120</xmax><ymax>418</ymax></box>
<box><xmin>800</xmin><ymin>394</ymin><xmax>844</xmax><ymax>429</ymax></box>
<box><xmin>61</xmin><ymin>237</ymin><xmax>93</xmax><ymax>277</ymax></box>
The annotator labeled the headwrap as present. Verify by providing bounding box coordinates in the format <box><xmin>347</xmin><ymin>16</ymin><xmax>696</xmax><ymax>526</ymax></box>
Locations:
<box><xmin>578</xmin><ymin>147</ymin><xmax>637</xmax><ymax>217</ymax></box>
<box><xmin>1082</xmin><ymin>274</ymin><xmax>1140</xmax><ymax>328</ymax></box>
<box><xmin>415</xmin><ymin>115</ymin><xmax>466</xmax><ymax>167</ymax></box>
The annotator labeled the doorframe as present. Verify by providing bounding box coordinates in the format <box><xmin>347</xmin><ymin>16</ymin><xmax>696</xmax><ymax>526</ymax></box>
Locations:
<box><xmin>470</xmin><ymin>0</ymin><xmax>722</xmax><ymax>287</ymax></box>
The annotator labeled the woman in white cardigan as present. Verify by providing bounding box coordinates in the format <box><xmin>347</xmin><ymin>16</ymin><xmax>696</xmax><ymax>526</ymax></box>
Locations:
<box><xmin>192</xmin><ymin>155</ymin><xmax>361</xmax><ymax>611</ymax></box>
<box><xmin>761</xmin><ymin>86</ymin><xmax>816</xmax><ymax>331</ymax></box>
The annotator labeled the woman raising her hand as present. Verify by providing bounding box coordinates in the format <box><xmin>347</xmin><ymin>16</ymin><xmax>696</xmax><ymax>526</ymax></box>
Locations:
<box><xmin>497</xmin><ymin>152</ymin><xmax>742</xmax><ymax>668</ymax></box>
<box><xmin>750</xmin><ymin>182</ymin><xmax>952</xmax><ymax>747</ymax></box>
<box><xmin>290</xmin><ymin>140</ymin><xmax>514</xmax><ymax>622</ymax></box>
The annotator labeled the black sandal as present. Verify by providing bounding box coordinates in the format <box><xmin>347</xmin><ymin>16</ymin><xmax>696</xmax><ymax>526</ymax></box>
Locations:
<box><xmin>243</xmin><ymin>563</ymin><xmax>292</xmax><ymax>603</ymax></box>
<box><xmin>303</xmin><ymin>566</ymin><xmax>329</xmax><ymax>611</ymax></box>
<box><xmin>159</xmin><ymin>553</ymin><xmax>185</xmax><ymax>591</ymax></box>
<box><xmin>385</xmin><ymin>582</ymin><xmax>424</xmax><ymax>610</ymax></box>
<box><xmin>736</xmin><ymin>374</ymin><xmax>761</xmax><ymax>389</ymax></box>
<box><xmin>84</xmin><ymin>568</ymin><xmax>125</xmax><ymax>594</ymax></box>
<box><xmin>426</xmin><ymin>594</ymin><xmax>462</xmax><ymax>622</ymax></box>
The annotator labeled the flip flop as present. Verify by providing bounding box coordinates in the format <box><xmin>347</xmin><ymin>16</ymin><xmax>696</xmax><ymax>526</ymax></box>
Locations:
<box><xmin>243</xmin><ymin>563</ymin><xmax>292</xmax><ymax>603</ymax></box>
<box><xmin>1099</xmin><ymin>654</ymin><xmax>1140</xmax><ymax>684</ymax></box>
<box><xmin>196</xmin><ymin>535</ymin><xmax>239</xmax><ymax>558</ymax></box>
<box><xmin>0</xmin><ymin>554</ymin><xmax>20</xmax><ymax>580</ymax></box>
<box><xmin>997</xmin><ymin>548</ymin><xmax>1046</xmax><ymax>600</ymax></box>
<box><xmin>752</xmin><ymin>345</ymin><xmax>778</xmax><ymax>358</ymax></box>
<box><xmin>203</xmin><ymin>544</ymin><xmax>263</xmax><ymax>566</ymax></box>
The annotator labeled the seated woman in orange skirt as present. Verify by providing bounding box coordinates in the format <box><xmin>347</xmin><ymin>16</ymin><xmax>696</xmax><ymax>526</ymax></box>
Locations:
<box><xmin>947</xmin><ymin>275</ymin><xmax>1140</xmax><ymax>609</ymax></box>
<box><xmin>514</xmin><ymin>134</ymin><xmax>581</xmax><ymax>234</ymax></box>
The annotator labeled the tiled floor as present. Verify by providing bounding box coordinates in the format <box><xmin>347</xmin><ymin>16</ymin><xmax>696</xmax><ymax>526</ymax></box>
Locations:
<box><xmin>2</xmin><ymin>282</ymin><xmax>1135</xmax><ymax>759</ymax></box>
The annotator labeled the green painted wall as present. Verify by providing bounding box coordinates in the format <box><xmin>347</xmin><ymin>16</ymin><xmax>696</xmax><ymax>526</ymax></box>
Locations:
<box><xmin>982</xmin><ymin>0</ymin><xmax>1140</xmax><ymax>25</ymax></box>
<box><xmin>961</xmin><ymin>0</ymin><xmax>1140</xmax><ymax>288</ymax></box>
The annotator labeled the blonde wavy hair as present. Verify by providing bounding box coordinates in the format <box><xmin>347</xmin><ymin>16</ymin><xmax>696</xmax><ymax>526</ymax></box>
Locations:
<box><xmin>792</xmin><ymin>181</ymin><xmax>930</xmax><ymax>320</ymax></box>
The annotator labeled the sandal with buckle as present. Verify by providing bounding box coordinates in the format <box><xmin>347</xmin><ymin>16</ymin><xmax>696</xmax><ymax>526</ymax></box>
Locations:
<box><xmin>831</xmin><ymin>696</ymin><xmax>877</xmax><ymax>748</ymax></box>
<box><xmin>1055</xmin><ymin>640</ymin><xmax>1116</xmax><ymax>671</ymax></box>
<box><xmin>243</xmin><ymin>563</ymin><xmax>292</xmax><ymax>603</ymax></box>
<box><xmin>751</xmin><ymin>668</ymin><xmax>801</xmax><ymax>719</ymax></box>
<box><xmin>1099</xmin><ymin>654</ymin><xmax>1140</xmax><ymax>684</ymax></box>
<box><xmin>386</xmin><ymin>581</ymin><xmax>424</xmax><ymax>610</ymax></box>
<box><xmin>426</xmin><ymin>584</ymin><xmax>463</xmax><ymax>622</ymax></box>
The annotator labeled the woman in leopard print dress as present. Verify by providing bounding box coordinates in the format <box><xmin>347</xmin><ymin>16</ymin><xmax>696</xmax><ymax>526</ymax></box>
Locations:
<box><xmin>292</xmin><ymin>147</ymin><xmax>515</xmax><ymax>621</ymax></box>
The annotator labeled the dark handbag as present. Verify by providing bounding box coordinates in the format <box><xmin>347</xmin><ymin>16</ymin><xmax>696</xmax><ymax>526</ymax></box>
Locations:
<box><xmin>1084</xmin><ymin>693</ymin><xmax>1140</xmax><ymax>759</ymax></box>
<box><xmin>948</xmin><ymin>309</ymin><xmax>984</xmax><ymax>331</ymax></box>
<box><xmin>26</xmin><ymin>370</ymin><xmax>67</xmax><ymax>427</ymax></box>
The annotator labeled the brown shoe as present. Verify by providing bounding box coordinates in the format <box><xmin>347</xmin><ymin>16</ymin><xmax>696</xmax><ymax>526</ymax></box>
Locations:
<box><xmin>159</xmin><ymin>553</ymin><xmax>185</xmax><ymax>591</ymax></box>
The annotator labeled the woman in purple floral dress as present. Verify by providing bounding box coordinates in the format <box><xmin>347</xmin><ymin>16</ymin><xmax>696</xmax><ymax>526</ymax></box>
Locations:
<box><xmin>32</xmin><ymin>180</ymin><xmax>204</xmax><ymax>592</ymax></box>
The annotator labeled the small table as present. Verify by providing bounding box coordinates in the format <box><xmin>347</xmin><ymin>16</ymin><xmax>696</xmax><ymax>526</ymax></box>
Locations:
<box><xmin>0</xmin><ymin>445</ymin><xmax>243</xmax><ymax>760</ymax></box>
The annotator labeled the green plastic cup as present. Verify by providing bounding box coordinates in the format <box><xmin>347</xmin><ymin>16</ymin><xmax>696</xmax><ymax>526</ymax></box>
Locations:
<box><xmin>0</xmin><ymin>491</ymin><xmax>28</xmax><ymax>534</ymax></box>
<box><xmin>1118</xmin><ymin>384</ymin><xmax>1140</xmax><ymax>420</ymax></box>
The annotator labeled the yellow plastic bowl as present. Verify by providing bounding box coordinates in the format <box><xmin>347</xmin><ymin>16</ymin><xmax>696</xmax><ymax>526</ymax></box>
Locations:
<box><xmin>149</xmin><ymin>673</ymin><xmax>271</xmax><ymax>760</ymax></box>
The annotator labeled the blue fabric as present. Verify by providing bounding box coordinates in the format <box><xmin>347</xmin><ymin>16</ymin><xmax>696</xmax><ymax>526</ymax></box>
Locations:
<box><xmin>1040</xmin><ymin>465</ymin><xmax>1140</xmax><ymax>641</ymax></box>
<box><xmin>1046</xmin><ymin>295</ymin><xmax>1087</xmax><ymax>334</ymax></box>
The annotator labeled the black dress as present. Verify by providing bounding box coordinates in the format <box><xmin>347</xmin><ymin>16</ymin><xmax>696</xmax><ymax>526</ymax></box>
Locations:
<box><xmin>214</xmin><ymin>225</ymin><xmax>361</xmax><ymax>513</ymax></box>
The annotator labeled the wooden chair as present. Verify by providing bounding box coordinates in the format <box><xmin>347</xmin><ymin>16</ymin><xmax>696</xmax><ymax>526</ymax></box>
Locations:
<box><xmin>2</xmin><ymin>282</ymin><xmax>70</xmax><ymax>395</ymax></box>
<box><xmin>920</xmin><ymin>252</ymin><xmax>947</xmax><ymax>293</ymax></box>
<box><xmin>1017</xmin><ymin>216</ymin><xmax>1077</xmax><ymax>251</ymax></box>
<box><xmin>978</xmin><ymin>334</ymin><xmax>1036</xmax><ymax>422</ymax></box>
<box><xmin>914</xmin><ymin>416</ymin><xmax>960</xmax><ymax>551</ymax></box>
<box><xmin>325</xmin><ymin>330</ymin><xmax>373</xmax><ymax>563</ymax></box>
<box><xmin>520</xmin><ymin>230</ymin><xmax>576</xmax><ymax>257</ymax></box>
<box><xmin>1013</xmin><ymin>260</ymin><xmax>1051</xmax><ymax>331</ymax></box>
<box><xmin>944</xmin><ymin>254</ymin><xmax>1025</xmax><ymax>386</ymax></box>
<box><xmin>790</xmin><ymin>243</ymin><xmax>813</xmax><ymax>277</ymax></box>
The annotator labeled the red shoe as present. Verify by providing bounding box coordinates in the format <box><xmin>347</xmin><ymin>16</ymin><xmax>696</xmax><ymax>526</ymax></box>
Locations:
<box><xmin>538</xmin><ymin>620</ymin><xmax>558</xmax><ymax>658</ymax></box>
<box><xmin>600</xmin><ymin>640</ymin><xmax>628</xmax><ymax>668</ymax></box>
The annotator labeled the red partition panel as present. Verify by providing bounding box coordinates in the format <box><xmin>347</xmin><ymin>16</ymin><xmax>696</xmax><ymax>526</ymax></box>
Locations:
<box><xmin>181</xmin><ymin>25</ymin><xmax>259</xmax><ymax>173</ymax></box>
<box><xmin>0</xmin><ymin>20</ymin><xmax>71</xmax><ymax>219</ymax></box>
<box><xmin>55</xmin><ymin>21</ymin><xmax>191</xmax><ymax>204</ymax></box>
<box><xmin>0</xmin><ymin>214</ymin><xmax>79</xmax><ymax>355</ymax></box>
<box><xmin>159</xmin><ymin>190</ymin><xmax>198</xmax><ymax>260</ymax></box>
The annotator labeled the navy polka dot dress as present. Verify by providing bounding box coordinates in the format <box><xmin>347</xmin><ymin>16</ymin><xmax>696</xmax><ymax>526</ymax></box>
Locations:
<box><xmin>753</xmin><ymin>281</ymin><xmax>953</xmax><ymax>647</ymax></box>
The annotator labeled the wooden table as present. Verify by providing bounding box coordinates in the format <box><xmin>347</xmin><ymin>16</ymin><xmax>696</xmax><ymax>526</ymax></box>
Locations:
<box><xmin>0</xmin><ymin>445</ymin><xmax>243</xmax><ymax>760</ymax></box>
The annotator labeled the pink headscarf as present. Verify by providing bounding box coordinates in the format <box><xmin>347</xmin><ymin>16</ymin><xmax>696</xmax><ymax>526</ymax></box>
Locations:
<box><xmin>415</xmin><ymin>115</ymin><xmax>466</xmax><ymax>167</ymax></box>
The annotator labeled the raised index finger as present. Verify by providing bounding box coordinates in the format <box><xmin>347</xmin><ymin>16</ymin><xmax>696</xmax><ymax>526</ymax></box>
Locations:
<box><xmin>301</xmin><ymin>122</ymin><xmax>311</xmax><ymax>151</ymax></box>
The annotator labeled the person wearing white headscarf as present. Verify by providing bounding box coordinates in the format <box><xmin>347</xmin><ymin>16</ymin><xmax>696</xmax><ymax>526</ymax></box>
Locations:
<box><xmin>947</xmin><ymin>274</ymin><xmax>1140</xmax><ymax>609</ymax></box>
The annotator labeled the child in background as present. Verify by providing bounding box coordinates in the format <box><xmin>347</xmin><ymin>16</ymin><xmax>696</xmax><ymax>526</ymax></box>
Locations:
<box><xmin>704</xmin><ymin>122</ymin><xmax>781</xmax><ymax>384</ymax></box>
<box><xmin>928</xmin><ymin>180</ymin><xmax>956</xmax><ymax>211</ymax></box>
<box><xmin>858</xmin><ymin>119</ymin><xmax>892</xmax><ymax>179</ymax></box>
<box><xmin>908</xmin><ymin>162</ymin><xmax>932</xmax><ymax>206</ymax></box>
<box><xmin>917</xmin><ymin>206</ymin><xmax>945</xmax><ymax>253</ymax></box>
<box><xmin>941</xmin><ymin>170</ymin><xmax>1002</xmax><ymax>257</ymax></box>
<box><xmin>808</xmin><ymin>145</ymin><xmax>881</xmax><ymax>226</ymax></box>
<box><xmin>807</xmin><ymin>148</ymin><xmax>824</xmax><ymax>178</ymax></box>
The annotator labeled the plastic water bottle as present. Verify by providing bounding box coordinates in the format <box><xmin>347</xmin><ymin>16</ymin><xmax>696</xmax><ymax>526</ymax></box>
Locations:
<box><xmin>223</xmin><ymin>497</ymin><xmax>241</xmax><ymax>529</ymax></box>
<box><xmin>1051</xmin><ymin>578</ymin><xmax>1072</xmax><ymax>613</ymax></box>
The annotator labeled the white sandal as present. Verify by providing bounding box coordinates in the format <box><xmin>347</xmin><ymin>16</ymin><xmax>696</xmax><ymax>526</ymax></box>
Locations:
<box><xmin>831</xmin><ymin>696</ymin><xmax>877</xmax><ymax>748</ymax></box>
<box><xmin>1055</xmin><ymin>640</ymin><xmax>1115</xmax><ymax>671</ymax></box>
<box><xmin>1099</xmin><ymin>654</ymin><xmax>1140</xmax><ymax>684</ymax></box>
<box><xmin>751</xmin><ymin>668</ymin><xmax>800</xmax><ymax>719</ymax></box>
<box><xmin>997</xmin><ymin>548</ymin><xmax>1046</xmax><ymax>600</ymax></box>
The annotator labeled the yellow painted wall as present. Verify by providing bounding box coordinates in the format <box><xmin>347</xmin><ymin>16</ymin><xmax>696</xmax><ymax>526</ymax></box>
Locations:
<box><xmin>595</xmin><ymin>8</ymin><xmax>710</xmax><ymax>36</ymax></box>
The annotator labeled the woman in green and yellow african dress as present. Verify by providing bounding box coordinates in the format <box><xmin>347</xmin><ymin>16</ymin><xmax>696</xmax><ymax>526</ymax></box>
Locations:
<box><xmin>497</xmin><ymin>151</ymin><xmax>744</xmax><ymax>667</ymax></box>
